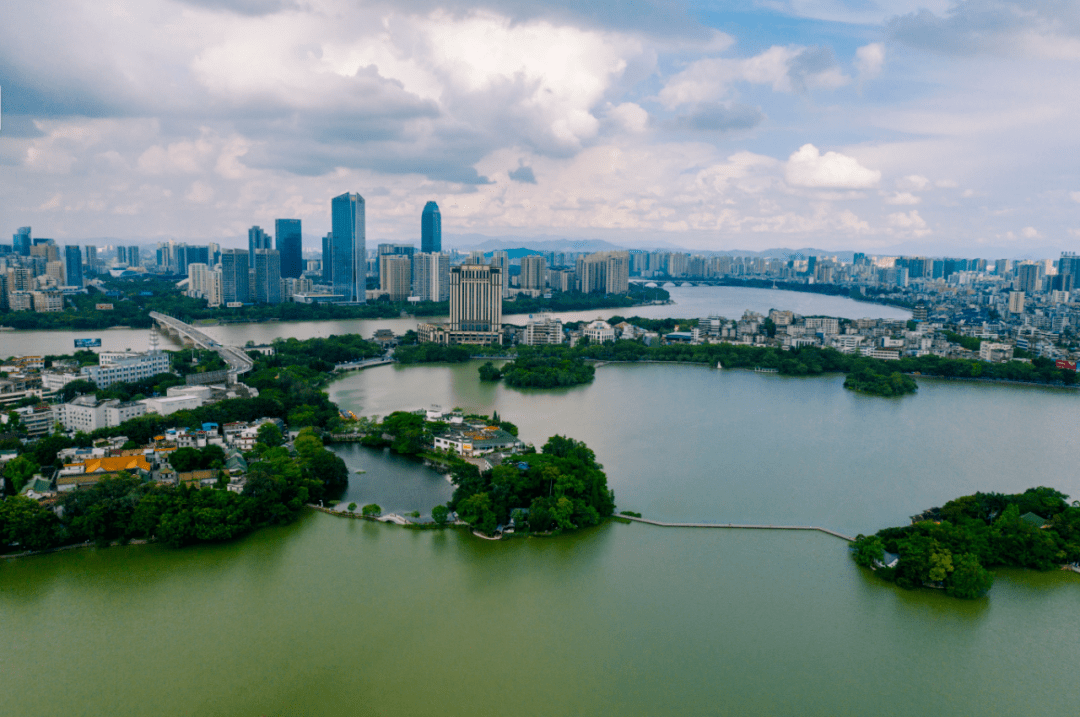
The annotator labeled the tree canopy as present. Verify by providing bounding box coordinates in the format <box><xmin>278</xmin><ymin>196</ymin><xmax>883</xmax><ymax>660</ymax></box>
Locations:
<box><xmin>852</xmin><ymin>487</ymin><xmax>1079</xmax><ymax>599</ymax></box>
<box><xmin>449</xmin><ymin>435</ymin><xmax>615</xmax><ymax>535</ymax></box>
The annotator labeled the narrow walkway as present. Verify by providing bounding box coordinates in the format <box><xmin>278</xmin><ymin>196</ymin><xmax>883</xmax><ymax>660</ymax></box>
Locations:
<box><xmin>618</xmin><ymin>514</ymin><xmax>854</xmax><ymax>542</ymax></box>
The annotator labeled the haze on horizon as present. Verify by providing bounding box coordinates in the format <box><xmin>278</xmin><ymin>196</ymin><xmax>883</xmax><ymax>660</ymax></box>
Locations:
<box><xmin>1</xmin><ymin>0</ymin><xmax>1078</xmax><ymax>258</ymax></box>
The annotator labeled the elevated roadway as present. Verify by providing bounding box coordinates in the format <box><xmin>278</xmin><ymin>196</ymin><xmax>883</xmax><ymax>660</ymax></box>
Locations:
<box><xmin>149</xmin><ymin>312</ymin><xmax>254</xmax><ymax>377</ymax></box>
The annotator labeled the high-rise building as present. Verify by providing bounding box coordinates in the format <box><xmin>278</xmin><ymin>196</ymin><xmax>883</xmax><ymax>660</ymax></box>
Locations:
<box><xmin>1056</xmin><ymin>252</ymin><xmax>1080</xmax><ymax>292</ymax></box>
<box><xmin>220</xmin><ymin>250</ymin><xmax>250</xmax><ymax>305</ymax></box>
<box><xmin>46</xmin><ymin>261</ymin><xmax>65</xmax><ymax>285</ymax></box>
<box><xmin>378</xmin><ymin>244</ymin><xmax>416</xmax><ymax>290</ymax></box>
<box><xmin>1017</xmin><ymin>262</ymin><xmax>1041</xmax><ymax>293</ymax></box>
<box><xmin>187</xmin><ymin>263</ymin><xmax>213</xmax><ymax>299</ymax></box>
<box><xmin>248</xmin><ymin>226</ymin><xmax>271</xmax><ymax>259</ymax></box>
<box><xmin>31</xmin><ymin>242</ymin><xmax>60</xmax><ymax>263</ymax></box>
<box><xmin>116</xmin><ymin>246</ymin><xmax>128</xmax><ymax>264</ymax></box>
<box><xmin>578</xmin><ymin>251</ymin><xmax>630</xmax><ymax>294</ymax></box>
<box><xmin>1008</xmin><ymin>291</ymin><xmax>1026</xmax><ymax>314</ymax></box>
<box><xmin>411</xmin><ymin>252</ymin><xmax>450</xmax><ymax>302</ymax></box>
<box><xmin>449</xmin><ymin>264</ymin><xmax>502</xmax><ymax>338</ymax></box>
<box><xmin>276</xmin><ymin>219</ymin><xmax>303</xmax><ymax>279</ymax></box>
<box><xmin>490</xmin><ymin>250</ymin><xmax>509</xmax><ymax>298</ymax></box>
<box><xmin>13</xmin><ymin>227</ymin><xmax>31</xmax><ymax>256</ymax></box>
<box><xmin>127</xmin><ymin>246</ymin><xmax>140</xmax><ymax>268</ymax></box>
<box><xmin>520</xmin><ymin>255</ymin><xmax>547</xmax><ymax>291</ymax></box>
<box><xmin>331</xmin><ymin>193</ymin><xmax>366</xmax><ymax>302</ymax></box>
<box><xmin>321</xmin><ymin>232</ymin><xmax>333</xmax><ymax>285</ymax></box>
<box><xmin>84</xmin><ymin>245</ymin><xmax>98</xmax><ymax>274</ymax></box>
<box><xmin>64</xmin><ymin>245</ymin><xmax>83</xmax><ymax>287</ymax></box>
<box><xmin>421</xmin><ymin>201</ymin><xmax>441</xmax><ymax>253</ymax></box>
<box><xmin>254</xmin><ymin>249</ymin><xmax>283</xmax><ymax>304</ymax></box>
<box><xmin>382</xmin><ymin>256</ymin><xmax>412</xmax><ymax>301</ymax></box>
<box><xmin>175</xmin><ymin>245</ymin><xmax>209</xmax><ymax>277</ymax></box>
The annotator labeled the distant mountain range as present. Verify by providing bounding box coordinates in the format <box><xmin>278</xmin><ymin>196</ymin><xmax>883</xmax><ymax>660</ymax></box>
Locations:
<box><xmin>73</xmin><ymin>233</ymin><xmax>1069</xmax><ymax>262</ymax></box>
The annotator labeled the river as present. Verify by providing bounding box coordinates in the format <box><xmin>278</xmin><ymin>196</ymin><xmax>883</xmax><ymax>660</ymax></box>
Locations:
<box><xmin>0</xmin><ymin>285</ymin><xmax>908</xmax><ymax>357</ymax></box>
<box><xmin>8</xmin><ymin>289</ymin><xmax>1080</xmax><ymax>716</ymax></box>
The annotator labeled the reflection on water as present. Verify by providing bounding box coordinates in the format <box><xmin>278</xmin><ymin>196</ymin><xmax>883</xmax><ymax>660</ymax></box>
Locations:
<box><xmin>331</xmin><ymin>443</ymin><xmax>454</xmax><ymax>518</ymax></box>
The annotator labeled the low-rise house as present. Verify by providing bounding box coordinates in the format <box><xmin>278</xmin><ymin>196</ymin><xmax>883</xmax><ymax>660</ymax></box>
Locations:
<box><xmin>178</xmin><ymin>470</ymin><xmax>218</xmax><ymax>488</ymax></box>
<box><xmin>582</xmin><ymin>320</ymin><xmax>616</xmax><ymax>344</ymax></box>
<box><xmin>433</xmin><ymin>425</ymin><xmax>524</xmax><ymax>457</ymax></box>
<box><xmin>21</xmin><ymin>475</ymin><xmax>56</xmax><ymax>500</ymax></box>
<box><xmin>57</xmin><ymin>454</ymin><xmax>152</xmax><ymax>490</ymax></box>
<box><xmin>140</xmin><ymin>394</ymin><xmax>203</xmax><ymax>416</ymax></box>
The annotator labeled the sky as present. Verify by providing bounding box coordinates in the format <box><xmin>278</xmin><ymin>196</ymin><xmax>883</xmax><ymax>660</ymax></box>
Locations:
<box><xmin>2</xmin><ymin>0</ymin><xmax>1079</xmax><ymax>257</ymax></box>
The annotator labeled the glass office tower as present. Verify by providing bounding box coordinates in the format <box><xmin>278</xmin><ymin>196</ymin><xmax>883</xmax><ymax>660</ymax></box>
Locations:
<box><xmin>331</xmin><ymin>193</ymin><xmax>366</xmax><ymax>303</ymax></box>
<box><xmin>275</xmin><ymin>219</ymin><xmax>302</xmax><ymax>279</ymax></box>
<box><xmin>421</xmin><ymin>201</ymin><xmax>441</xmax><ymax>253</ymax></box>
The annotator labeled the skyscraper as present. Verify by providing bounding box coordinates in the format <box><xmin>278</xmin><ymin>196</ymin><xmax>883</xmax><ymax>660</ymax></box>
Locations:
<box><xmin>127</xmin><ymin>246</ymin><xmax>140</xmax><ymax>268</ymax></box>
<box><xmin>84</xmin><ymin>246</ymin><xmax>98</xmax><ymax>274</ymax></box>
<box><xmin>331</xmin><ymin>193</ymin><xmax>366</xmax><ymax>302</ymax></box>
<box><xmin>248</xmin><ymin>226</ymin><xmax>271</xmax><ymax>259</ymax></box>
<box><xmin>254</xmin><ymin>249</ymin><xmax>283</xmax><ymax>304</ymax></box>
<box><xmin>520</xmin><ymin>255</ymin><xmax>547</xmax><ymax>291</ymax></box>
<box><xmin>116</xmin><ymin>246</ymin><xmax>127</xmax><ymax>264</ymax></box>
<box><xmin>421</xmin><ymin>201</ymin><xmax>441</xmax><ymax>253</ymax></box>
<box><xmin>321</xmin><ymin>232</ymin><xmax>333</xmax><ymax>285</ymax></box>
<box><xmin>412</xmin><ymin>252</ymin><xmax>450</xmax><ymax>302</ymax></box>
<box><xmin>1017</xmin><ymin>262</ymin><xmax>1041</xmax><ymax>293</ymax></box>
<box><xmin>276</xmin><ymin>219</ymin><xmax>303</xmax><ymax>279</ymax></box>
<box><xmin>175</xmin><ymin>245</ymin><xmax>209</xmax><ymax>277</ymax></box>
<box><xmin>13</xmin><ymin>227</ymin><xmax>31</xmax><ymax>256</ymax></box>
<box><xmin>220</xmin><ymin>250</ymin><xmax>250</xmax><ymax>305</ymax></box>
<box><xmin>578</xmin><ymin>251</ymin><xmax>630</xmax><ymax>295</ymax></box>
<box><xmin>64</xmin><ymin>245</ymin><xmax>84</xmax><ymax>288</ymax></box>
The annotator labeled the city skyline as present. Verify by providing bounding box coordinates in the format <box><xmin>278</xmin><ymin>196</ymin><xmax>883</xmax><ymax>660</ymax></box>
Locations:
<box><xmin>2</xmin><ymin>2</ymin><xmax>1080</xmax><ymax>255</ymax></box>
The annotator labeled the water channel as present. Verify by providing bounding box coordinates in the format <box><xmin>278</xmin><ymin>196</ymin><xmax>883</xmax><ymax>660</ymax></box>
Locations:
<box><xmin>4</xmin><ymin>287</ymin><xmax>1079</xmax><ymax>715</ymax></box>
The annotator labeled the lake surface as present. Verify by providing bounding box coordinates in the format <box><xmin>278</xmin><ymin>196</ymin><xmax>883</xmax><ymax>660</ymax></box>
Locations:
<box><xmin>328</xmin><ymin>362</ymin><xmax>1080</xmax><ymax>535</ymax></box>
<box><xmin>1</xmin><ymin>285</ymin><xmax>908</xmax><ymax>357</ymax></box>
<box><xmin>7</xmin><ymin>302</ymin><xmax>1080</xmax><ymax>716</ymax></box>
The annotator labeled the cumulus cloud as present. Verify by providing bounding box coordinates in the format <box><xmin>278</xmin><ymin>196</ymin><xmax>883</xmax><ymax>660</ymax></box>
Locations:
<box><xmin>1022</xmin><ymin>226</ymin><xmax>1040</xmax><ymax>238</ymax></box>
<box><xmin>888</xmin><ymin>209</ymin><xmax>929</xmax><ymax>235</ymax></box>
<box><xmin>896</xmin><ymin>174</ymin><xmax>932</xmax><ymax>191</ymax></box>
<box><xmin>855</xmin><ymin>43</ymin><xmax>885</xmax><ymax>80</ymax></box>
<box><xmin>1070</xmin><ymin>191</ymin><xmax>1080</xmax><ymax>202</ymax></box>
<box><xmin>884</xmin><ymin>192</ymin><xmax>921</xmax><ymax>205</ymax></box>
<box><xmin>785</xmin><ymin>144</ymin><xmax>881</xmax><ymax>189</ymax></box>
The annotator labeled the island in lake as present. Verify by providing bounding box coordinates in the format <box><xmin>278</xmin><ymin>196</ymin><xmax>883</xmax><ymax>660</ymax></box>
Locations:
<box><xmin>852</xmin><ymin>487</ymin><xmax>1080</xmax><ymax>599</ymax></box>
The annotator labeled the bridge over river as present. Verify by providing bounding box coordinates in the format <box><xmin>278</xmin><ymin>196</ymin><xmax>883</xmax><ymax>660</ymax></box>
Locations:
<box><xmin>149</xmin><ymin>312</ymin><xmax>254</xmax><ymax>377</ymax></box>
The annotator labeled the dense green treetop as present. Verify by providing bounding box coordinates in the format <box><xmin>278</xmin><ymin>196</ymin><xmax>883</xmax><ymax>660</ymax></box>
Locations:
<box><xmin>852</xmin><ymin>487</ymin><xmax>1080</xmax><ymax>599</ymax></box>
<box><xmin>0</xmin><ymin>429</ymin><xmax>347</xmax><ymax>553</ymax></box>
<box><xmin>449</xmin><ymin>435</ymin><xmax>615</xmax><ymax>536</ymax></box>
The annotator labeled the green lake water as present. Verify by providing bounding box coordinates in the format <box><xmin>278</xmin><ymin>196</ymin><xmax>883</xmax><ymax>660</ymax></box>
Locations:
<box><xmin>4</xmin><ymin>343</ymin><xmax>1080</xmax><ymax>715</ymax></box>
